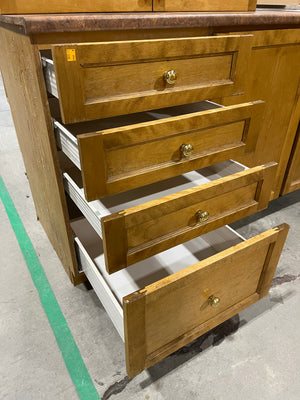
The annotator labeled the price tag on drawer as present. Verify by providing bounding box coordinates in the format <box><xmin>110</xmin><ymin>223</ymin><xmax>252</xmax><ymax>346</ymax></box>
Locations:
<box><xmin>66</xmin><ymin>49</ymin><xmax>76</xmax><ymax>62</ymax></box>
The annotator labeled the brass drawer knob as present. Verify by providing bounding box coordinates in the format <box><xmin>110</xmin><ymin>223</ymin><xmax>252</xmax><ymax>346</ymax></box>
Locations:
<box><xmin>208</xmin><ymin>295</ymin><xmax>220</xmax><ymax>308</ymax></box>
<box><xmin>181</xmin><ymin>143</ymin><xmax>194</xmax><ymax>157</ymax></box>
<box><xmin>196</xmin><ymin>210</ymin><xmax>209</xmax><ymax>222</ymax></box>
<box><xmin>164</xmin><ymin>70</ymin><xmax>177</xmax><ymax>85</ymax></box>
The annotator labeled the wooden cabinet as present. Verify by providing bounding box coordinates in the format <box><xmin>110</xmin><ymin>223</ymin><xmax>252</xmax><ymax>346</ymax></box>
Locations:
<box><xmin>0</xmin><ymin>0</ymin><xmax>153</xmax><ymax>14</ymax></box>
<box><xmin>0</xmin><ymin>0</ymin><xmax>256</xmax><ymax>14</ymax></box>
<box><xmin>257</xmin><ymin>1</ymin><xmax>299</xmax><ymax>5</ymax></box>
<box><xmin>153</xmin><ymin>0</ymin><xmax>257</xmax><ymax>11</ymax></box>
<box><xmin>0</xmin><ymin>12</ymin><xmax>297</xmax><ymax>377</ymax></box>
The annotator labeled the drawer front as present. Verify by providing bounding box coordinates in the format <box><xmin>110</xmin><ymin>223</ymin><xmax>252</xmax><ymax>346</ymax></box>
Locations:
<box><xmin>153</xmin><ymin>0</ymin><xmax>256</xmax><ymax>11</ymax></box>
<box><xmin>75</xmin><ymin>101</ymin><xmax>264</xmax><ymax>201</ymax></box>
<box><xmin>102</xmin><ymin>162</ymin><xmax>277</xmax><ymax>274</ymax></box>
<box><xmin>51</xmin><ymin>35</ymin><xmax>252</xmax><ymax>124</ymax></box>
<box><xmin>124</xmin><ymin>223</ymin><xmax>289</xmax><ymax>377</ymax></box>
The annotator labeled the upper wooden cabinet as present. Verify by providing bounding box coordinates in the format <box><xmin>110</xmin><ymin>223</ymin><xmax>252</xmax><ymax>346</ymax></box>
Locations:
<box><xmin>153</xmin><ymin>0</ymin><xmax>257</xmax><ymax>11</ymax></box>
<box><xmin>0</xmin><ymin>0</ymin><xmax>256</xmax><ymax>14</ymax></box>
<box><xmin>0</xmin><ymin>0</ymin><xmax>153</xmax><ymax>14</ymax></box>
<box><xmin>257</xmin><ymin>0</ymin><xmax>299</xmax><ymax>5</ymax></box>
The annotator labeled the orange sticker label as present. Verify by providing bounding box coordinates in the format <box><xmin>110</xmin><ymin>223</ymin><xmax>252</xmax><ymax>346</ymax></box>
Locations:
<box><xmin>66</xmin><ymin>49</ymin><xmax>76</xmax><ymax>62</ymax></box>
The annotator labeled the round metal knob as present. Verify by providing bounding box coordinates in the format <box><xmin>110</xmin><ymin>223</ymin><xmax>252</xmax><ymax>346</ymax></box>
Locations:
<box><xmin>181</xmin><ymin>143</ymin><xmax>194</xmax><ymax>157</ymax></box>
<box><xmin>196</xmin><ymin>210</ymin><xmax>209</xmax><ymax>223</ymax></box>
<box><xmin>164</xmin><ymin>70</ymin><xmax>177</xmax><ymax>85</ymax></box>
<box><xmin>208</xmin><ymin>295</ymin><xmax>220</xmax><ymax>308</ymax></box>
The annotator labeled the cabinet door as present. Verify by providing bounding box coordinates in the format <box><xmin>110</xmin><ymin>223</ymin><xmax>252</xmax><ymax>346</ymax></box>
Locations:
<box><xmin>216</xmin><ymin>29</ymin><xmax>300</xmax><ymax>200</ymax></box>
<box><xmin>282</xmin><ymin>124</ymin><xmax>300</xmax><ymax>195</ymax></box>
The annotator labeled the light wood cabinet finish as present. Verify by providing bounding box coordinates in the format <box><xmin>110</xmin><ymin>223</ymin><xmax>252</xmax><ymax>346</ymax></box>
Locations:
<box><xmin>0</xmin><ymin>13</ymin><xmax>295</xmax><ymax>378</ymax></box>
<box><xmin>102</xmin><ymin>162</ymin><xmax>277</xmax><ymax>273</ymax></box>
<box><xmin>0</xmin><ymin>0</ymin><xmax>257</xmax><ymax>14</ymax></box>
<box><xmin>217</xmin><ymin>29</ymin><xmax>300</xmax><ymax>199</ymax></box>
<box><xmin>154</xmin><ymin>0</ymin><xmax>256</xmax><ymax>11</ymax></box>
<box><xmin>51</xmin><ymin>35</ymin><xmax>252</xmax><ymax>124</ymax></box>
<box><xmin>0</xmin><ymin>27</ymin><xmax>84</xmax><ymax>285</ymax></box>
<box><xmin>282</xmin><ymin>124</ymin><xmax>300</xmax><ymax>194</ymax></box>
<box><xmin>58</xmin><ymin>101</ymin><xmax>264</xmax><ymax>201</ymax></box>
<box><xmin>0</xmin><ymin>0</ymin><xmax>152</xmax><ymax>14</ymax></box>
<box><xmin>257</xmin><ymin>1</ymin><xmax>299</xmax><ymax>5</ymax></box>
<box><xmin>124</xmin><ymin>223</ymin><xmax>289</xmax><ymax>377</ymax></box>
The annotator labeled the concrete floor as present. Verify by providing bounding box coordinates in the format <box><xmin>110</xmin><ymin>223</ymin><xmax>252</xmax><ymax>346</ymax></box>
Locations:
<box><xmin>1</xmin><ymin>74</ymin><xmax>300</xmax><ymax>400</ymax></box>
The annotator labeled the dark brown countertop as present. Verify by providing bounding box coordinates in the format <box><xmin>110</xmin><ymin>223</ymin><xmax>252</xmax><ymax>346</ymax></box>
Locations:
<box><xmin>0</xmin><ymin>10</ymin><xmax>300</xmax><ymax>35</ymax></box>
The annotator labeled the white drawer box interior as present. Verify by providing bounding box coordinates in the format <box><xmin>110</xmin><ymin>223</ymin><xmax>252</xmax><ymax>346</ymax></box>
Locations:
<box><xmin>53</xmin><ymin>100</ymin><xmax>222</xmax><ymax>171</ymax></box>
<box><xmin>64</xmin><ymin>160</ymin><xmax>247</xmax><ymax>239</ymax></box>
<box><xmin>72</xmin><ymin>218</ymin><xmax>245</xmax><ymax>341</ymax></box>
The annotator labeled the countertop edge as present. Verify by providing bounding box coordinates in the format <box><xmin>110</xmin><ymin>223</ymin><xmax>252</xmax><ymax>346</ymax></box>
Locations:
<box><xmin>0</xmin><ymin>11</ymin><xmax>300</xmax><ymax>35</ymax></box>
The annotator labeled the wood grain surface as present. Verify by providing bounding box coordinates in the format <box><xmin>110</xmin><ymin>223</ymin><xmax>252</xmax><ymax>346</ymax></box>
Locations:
<box><xmin>0</xmin><ymin>28</ymin><xmax>84</xmax><ymax>285</ymax></box>
<box><xmin>124</xmin><ymin>223</ymin><xmax>289</xmax><ymax>377</ymax></box>
<box><xmin>102</xmin><ymin>162</ymin><xmax>277</xmax><ymax>274</ymax></box>
<box><xmin>153</xmin><ymin>0</ymin><xmax>256</xmax><ymax>12</ymax></box>
<box><xmin>52</xmin><ymin>34</ymin><xmax>252</xmax><ymax>123</ymax></box>
<box><xmin>0</xmin><ymin>0</ymin><xmax>152</xmax><ymax>14</ymax></box>
<box><xmin>78</xmin><ymin>101</ymin><xmax>264</xmax><ymax>200</ymax></box>
<box><xmin>282</xmin><ymin>124</ymin><xmax>300</xmax><ymax>194</ymax></box>
<box><xmin>217</xmin><ymin>29</ymin><xmax>300</xmax><ymax>200</ymax></box>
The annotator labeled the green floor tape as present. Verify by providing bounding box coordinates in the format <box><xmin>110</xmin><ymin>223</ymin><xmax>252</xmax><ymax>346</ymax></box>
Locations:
<box><xmin>0</xmin><ymin>176</ymin><xmax>100</xmax><ymax>400</ymax></box>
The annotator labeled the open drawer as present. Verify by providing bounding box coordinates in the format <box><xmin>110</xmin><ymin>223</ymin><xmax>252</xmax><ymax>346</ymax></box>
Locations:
<box><xmin>54</xmin><ymin>100</ymin><xmax>264</xmax><ymax>201</ymax></box>
<box><xmin>64</xmin><ymin>160</ymin><xmax>277</xmax><ymax>274</ymax></box>
<box><xmin>72</xmin><ymin>218</ymin><xmax>289</xmax><ymax>377</ymax></box>
<box><xmin>42</xmin><ymin>34</ymin><xmax>252</xmax><ymax>124</ymax></box>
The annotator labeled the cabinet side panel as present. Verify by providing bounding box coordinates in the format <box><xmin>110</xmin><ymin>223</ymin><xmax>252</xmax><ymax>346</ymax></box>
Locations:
<box><xmin>0</xmin><ymin>28</ymin><xmax>82</xmax><ymax>285</ymax></box>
